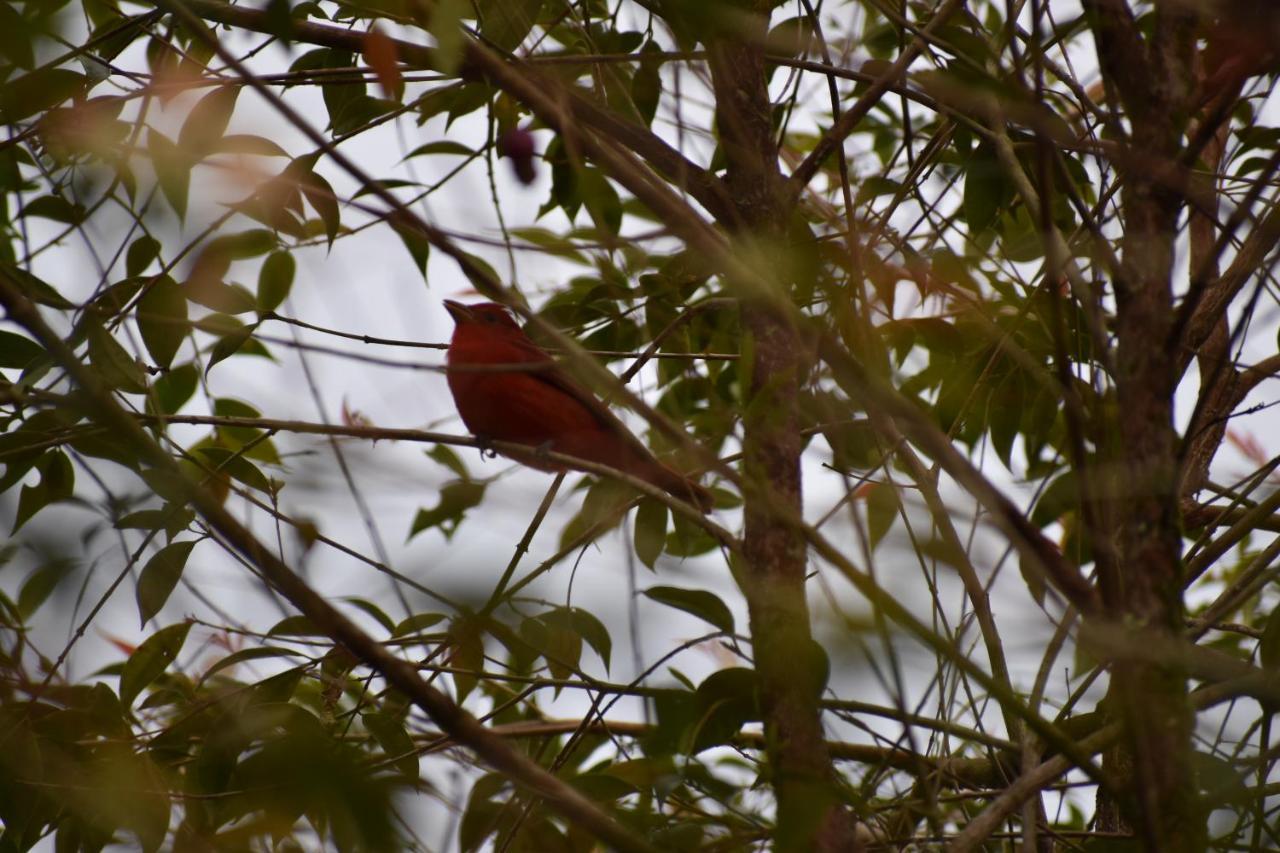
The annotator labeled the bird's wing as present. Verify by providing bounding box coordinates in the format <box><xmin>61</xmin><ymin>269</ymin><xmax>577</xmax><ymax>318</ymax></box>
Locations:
<box><xmin>510</xmin><ymin>336</ymin><xmax>663</xmax><ymax>463</ymax></box>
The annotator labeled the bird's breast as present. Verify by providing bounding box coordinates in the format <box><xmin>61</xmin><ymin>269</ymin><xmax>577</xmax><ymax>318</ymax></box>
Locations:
<box><xmin>447</xmin><ymin>355</ymin><xmax>597</xmax><ymax>446</ymax></box>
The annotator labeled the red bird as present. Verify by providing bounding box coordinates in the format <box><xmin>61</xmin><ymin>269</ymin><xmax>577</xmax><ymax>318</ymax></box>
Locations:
<box><xmin>443</xmin><ymin>300</ymin><xmax>713</xmax><ymax>512</ymax></box>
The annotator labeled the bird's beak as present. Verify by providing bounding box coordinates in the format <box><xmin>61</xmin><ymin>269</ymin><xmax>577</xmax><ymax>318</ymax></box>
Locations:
<box><xmin>443</xmin><ymin>300</ymin><xmax>472</xmax><ymax>324</ymax></box>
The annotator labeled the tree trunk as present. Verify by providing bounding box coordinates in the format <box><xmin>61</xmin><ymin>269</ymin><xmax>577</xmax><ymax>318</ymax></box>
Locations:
<box><xmin>1085</xmin><ymin>2</ymin><xmax>1204</xmax><ymax>847</ymax></box>
<box><xmin>705</xmin><ymin>6</ymin><xmax>857</xmax><ymax>850</ymax></box>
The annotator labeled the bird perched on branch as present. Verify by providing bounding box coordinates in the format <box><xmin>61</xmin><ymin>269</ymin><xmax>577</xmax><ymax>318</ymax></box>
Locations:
<box><xmin>443</xmin><ymin>300</ymin><xmax>713</xmax><ymax>512</ymax></box>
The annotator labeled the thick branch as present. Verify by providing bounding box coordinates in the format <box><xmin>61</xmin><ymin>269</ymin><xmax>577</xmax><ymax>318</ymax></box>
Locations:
<box><xmin>705</xmin><ymin>4</ymin><xmax>855</xmax><ymax>847</ymax></box>
<box><xmin>1178</xmin><ymin>201</ymin><xmax>1280</xmax><ymax>375</ymax></box>
<box><xmin>1084</xmin><ymin>0</ymin><xmax>1202</xmax><ymax>843</ymax></box>
<box><xmin>1081</xmin><ymin>0</ymin><xmax>1151</xmax><ymax>122</ymax></box>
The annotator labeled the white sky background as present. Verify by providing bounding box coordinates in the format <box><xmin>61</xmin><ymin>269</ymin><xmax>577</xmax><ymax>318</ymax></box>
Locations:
<box><xmin>5</xmin><ymin>0</ymin><xmax>1280</xmax><ymax>845</ymax></box>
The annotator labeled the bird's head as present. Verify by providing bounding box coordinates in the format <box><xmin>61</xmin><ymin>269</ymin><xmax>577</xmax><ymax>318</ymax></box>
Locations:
<box><xmin>443</xmin><ymin>300</ymin><xmax>521</xmax><ymax>332</ymax></box>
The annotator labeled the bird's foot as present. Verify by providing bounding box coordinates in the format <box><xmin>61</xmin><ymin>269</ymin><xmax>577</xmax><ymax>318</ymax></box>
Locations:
<box><xmin>476</xmin><ymin>437</ymin><xmax>498</xmax><ymax>460</ymax></box>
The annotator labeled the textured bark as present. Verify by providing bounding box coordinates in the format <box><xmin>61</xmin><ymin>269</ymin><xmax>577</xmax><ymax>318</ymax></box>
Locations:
<box><xmin>1084</xmin><ymin>1</ymin><xmax>1205</xmax><ymax>848</ymax></box>
<box><xmin>1179</xmin><ymin>122</ymin><xmax>1234</xmax><ymax>504</ymax></box>
<box><xmin>705</xmin><ymin>7</ymin><xmax>856</xmax><ymax>850</ymax></box>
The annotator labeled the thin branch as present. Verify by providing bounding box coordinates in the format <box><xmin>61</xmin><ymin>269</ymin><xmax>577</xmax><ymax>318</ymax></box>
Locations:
<box><xmin>0</xmin><ymin>266</ymin><xmax>663</xmax><ymax>853</ymax></box>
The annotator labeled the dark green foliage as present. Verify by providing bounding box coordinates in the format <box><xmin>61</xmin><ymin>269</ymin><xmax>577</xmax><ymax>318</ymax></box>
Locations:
<box><xmin>0</xmin><ymin>0</ymin><xmax>1277</xmax><ymax>850</ymax></box>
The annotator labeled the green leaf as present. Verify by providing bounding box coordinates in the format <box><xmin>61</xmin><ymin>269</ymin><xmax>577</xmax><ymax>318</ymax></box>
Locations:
<box><xmin>269</xmin><ymin>614</ymin><xmax>327</xmax><ymax>636</ymax></box>
<box><xmin>92</xmin><ymin>276</ymin><xmax>146</xmax><ymax>318</ymax></box>
<box><xmin>447</xmin><ymin>616</ymin><xmax>485</xmax><ymax>702</ymax></box>
<box><xmin>148</xmin><ymin>129</ymin><xmax>191</xmax><ymax>219</ymax></box>
<box><xmin>521</xmin><ymin>611</ymin><xmax>583</xmax><ymax>680</ymax></box>
<box><xmin>364</xmin><ymin>711</ymin><xmax>419</xmax><ymax>779</ymax></box>
<box><xmin>119</xmin><ymin>621</ymin><xmax>192</xmax><ymax>707</ymax></box>
<box><xmin>570</xmin><ymin>772</ymin><xmax>638</xmax><ymax>802</ymax></box>
<box><xmin>690</xmin><ymin>667</ymin><xmax>760</xmax><ymax>752</ymax></box>
<box><xmin>632</xmin><ymin>48</ymin><xmax>661</xmax><ymax>127</ymax></box>
<box><xmin>431</xmin><ymin>0</ymin><xmax>469</xmax><ymax>75</ymax></box>
<box><xmin>17</xmin><ymin>558</ymin><xmax>75</xmax><ymax>620</ymax></box>
<box><xmin>249</xmin><ymin>665</ymin><xmax>305</xmax><ymax>705</ymax></box>
<box><xmin>188</xmin><ymin>280</ymin><xmax>257</xmax><ymax>314</ymax></box>
<box><xmin>87</xmin><ymin>321</ymin><xmax>148</xmax><ymax>393</ymax></box>
<box><xmin>1193</xmin><ymin>750</ymin><xmax>1250</xmax><ymax>806</ymax></box>
<box><xmin>1000</xmin><ymin>206</ymin><xmax>1044</xmax><ymax>263</ymax></box>
<box><xmin>854</xmin><ymin>176</ymin><xmax>903</xmax><ymax>206</ymax></box>
<box><xmin>179</xmin><ymin>85</ymin><xmax>240</xmax><ymax>155</ymax></box>
<box><xmin>569</xmin><ymin>607</ymin><xmax>612</xmax><ymax>673</ymax></box>
<box><xmin>192</xmin><ymin>446</ymin><xmax>272</xmax><ymax>493</ymax></box>
<box><xmin>426</xmin><ymin>444</ymin><xmax>469</xmax><ymax>479</ymax></box>
<box><xmin>766</xmin><ymin>15</ymin><xmax>815</xmax><ymax>57</ymax></box>
<box><xmin>460</xmin><ymin>774</ymin><xmax>506</xmax><ymax>852</ymax></box>
<box><xmin>151</xmin><ymin>363</ymin><xmax>198</xmax><ymax>415</ymax></box>
<box><xmin>147</xmin><ymin>35</ymin><xmax>177</xmax><ymax>80</ymax></box>
<box><xmin>126</xmin><ymin>235</ymin><xmax>162</xmax><ymax>277</ymax></box>
<box><xmin>1031</xmin><ymin>470</ymin><xmax>1079</xmax><ymax>528</ymax></box>
<box><xmin>664</xmin><ymin>507</ymin><xmax>718</xmax><ymax>557</ymax></box>
<box><xmin>69</xmin><ymin>424</ymin><xmax>142</xmax><ymax>471</ymax></box>
<box><xmin>1</xmin><ymin>265</ymin><xmax>76</xmax><ymax>309</ymax></box>
<box><xmin>446</xmin><ymin>83</ymin><xmax>494</xmax><ymax>128</ymax></box>
<box><xmin>508</xmin><ymin>227</ymin><xmax>590</xmax><ymax>265</ymax></box>
<box><xmin>257</xmin><ymin>250</ymin><xmax>295</xmax><ymax>312</ymax></box>
<box><xmin>117</xmin><ymin>510</ymin><xmax>170</xmax><ymax>530</ymax></box>
<box><xmin>0</xmin><ymin>330</ymin><xmax>43</xmax><ymax>369</ymax></box>
<box><xmin>989</xmin><ymin>385</ymin><xmax>1020</xmax><ymax>470</ymax></box>
<box><xmin>634</xmin><ymin>498</ymin><xmax>667</xmax><ymax>569</ymax></box>
<box><xmin>559</xmin><ymin>477</ymin><xmax>632</xmax><ymax>549</ymax></box>
<box><xmin>214</xmin><ymin>134</ymin><xmax>290</xmax><ymax>157</ymax></box>
<box><xmin>393</xmin><ymin>221</ymin><xmax>432</xmax><ymax>280</ymax></box>
<box><xmin>202</xmin><ymin>645</ymin><xmax>305</xmax><ymax>679</ymax></box>
<box><xmin>210</xmin><ymin>228</ymin><xmax>279</xmax><ymax>261</ymax></box>
<box><xmin>204</xmin><ymin>320</ymin><xmax>261</xmax><ymax>375</ymax></box>
<box><xmin>13</xmin><ymin>450</ymin><xmax>75</xmax><ymax>533</ymax></box>
<box><xmin>962</xmin><ymin>141</ymin><xmax>1009</xmax><ymax>233</ymax></box>
<box><xmin>138</xmin><ymin>467</ymin><xmax>191</xmax><ymax>505</ymax></box>
<box><xmin>865</xmin><ymin>482</ymin><xmax>899</xmax><ymax>549</ymax></box>
<box><xmin>0</xmin><ymin>3</ymin><xmax>35</xmax><ymax>69</ymax></box>
<box><xmin>402</xmin><ymin>140</ymin><xmax>475</xmax><ymax>159</ymax></box>
<box><xmin>643</xmin><ymin>585</ymin><xmax>734</xmax><ymax>635</ymax></box>
<box><xmin>212</xmin><ymin>397</ymin><xmax>265</xmax><ymax>442</ymax></box>
<box><xmin>135</xmin><ymin>540</ymin><xmax>196</xmax><ymax>625</ymax></box>
<box><xmin>476</xmin><ymin>0</ymin><xmax>542</xmax><ymax>51</ymax></box>
<box><xmin>209</xmin><ymin>400</ymin><xmax>279</xmax><ymax>463</ymax></box>
<box><xmin>408</xmin><ymin>480</ymin><xmax>485</xmax><ymax>540</ymax></box>
<box><xmin>299</xmin><ymin>168</ymin><xmax>339</xmax><ymax>245</ymax></box>
<box><xmin>0</xmin><ymin>68</ymin><xmax>88</xmax><ymax>122</ymax></box>
<box><xmin>919</xmin><ymin>534</ymin><xmax>967</xmax><ymax>570</ymax></box>
<box><xmin>343</xmin><ymin>596</ymin><xmax>396</xmax><ymax>634</ymax></box>
<box><xmin>25</xmin><ymin>195</ymin><xmax>86</xmax><ymax>225</ymax></box>
<box><xmin>578</xmin><ymin>169</ymin><xmax>622</xmax><ymax>236</ymax></box>
<box><xmin>137</xmin><ymin>275</ymin><xmax>188</xmax><ymax>369</ymax></box>
<box><xmin>116</xmin><ymin>507</ymin><xmax>195</xmax><ymax>539</ymax></box>
<box><xmin>393</xmin><ymin>612</ymin><xmax>447</xmax><ymax>637</ymax></box>
<box><xmin>353</xmin><ymin>177</ymin><xmax>419</xmax><ymax>200</ymax></box>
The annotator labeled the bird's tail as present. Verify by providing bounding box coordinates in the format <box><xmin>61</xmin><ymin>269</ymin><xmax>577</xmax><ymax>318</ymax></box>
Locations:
<box><xmin>647</xmin><ymin>463</ymin><xmax>714</xmax><ymax>513</ymax></box>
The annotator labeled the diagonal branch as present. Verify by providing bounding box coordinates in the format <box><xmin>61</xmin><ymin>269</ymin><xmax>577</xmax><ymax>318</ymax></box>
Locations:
<box><xmin>1177</xmin><ymin>199</ymin><xmax>1280</xmax><ymax>376</ymax></box>
<box><xmin>816</xmin><ymin>334</ymin><xmax>1102</xmax><ymax>616</ymax></box>
<box><xmin>150</xmin><ymin>0</ymin><xmax>740</xmax><ymax>495</ymax></box>
<box><xmin>0</xmin><ymin>268</ymin><xmax>662</xmax><ymax>853</ymax></box>
<box><xmin>1080</xmin><ymin>0</ymin><xmax>1150</xmax><ymax>122</ymax></box>
<box><xmin>171</xmin><ymin>0</ymin><xmax>733</xmax><ymax>221</ymax></box>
